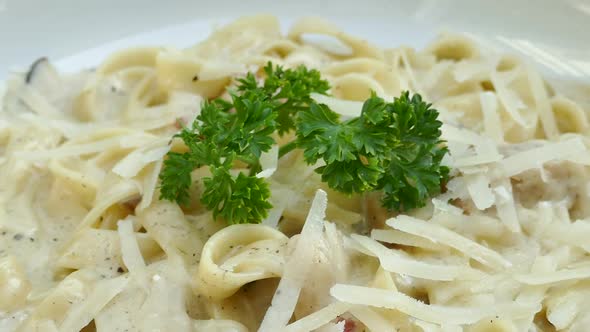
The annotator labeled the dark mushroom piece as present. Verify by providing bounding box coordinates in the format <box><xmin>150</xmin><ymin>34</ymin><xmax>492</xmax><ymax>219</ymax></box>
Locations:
<box><xmin>25</xmin><ymin>57</ymin><xmax>49</xmax><ymax>84</ymax></box>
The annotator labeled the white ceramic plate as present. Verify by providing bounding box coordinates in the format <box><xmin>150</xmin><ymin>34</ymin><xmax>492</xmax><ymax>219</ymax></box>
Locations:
<box><xmin>1</xmin><ymin>0</ymin><xmax>589</xmax><ymax>82</ymax></box>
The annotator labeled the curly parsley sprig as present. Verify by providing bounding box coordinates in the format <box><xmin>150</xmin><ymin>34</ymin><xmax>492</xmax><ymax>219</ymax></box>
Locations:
<box><xmin>296</xmin><ymin>92</ymin><xmax>449</xmax><ymax>211</ymax></box>
<box><xmin>159</xmin><ymin>63</ymin><xmax>329</xmax><ymax>224</ymax></box>
<box><xmin>159</xmin><ymin>62</ymin><xmax>449</xmax><ymax>224</ymax></box>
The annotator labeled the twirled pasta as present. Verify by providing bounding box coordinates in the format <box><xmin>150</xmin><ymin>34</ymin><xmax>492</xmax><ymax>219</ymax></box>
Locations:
<box><xmin>194</xmin><ymin>224</ymin><xmax>288</xmax><ymax>300</ymax></box>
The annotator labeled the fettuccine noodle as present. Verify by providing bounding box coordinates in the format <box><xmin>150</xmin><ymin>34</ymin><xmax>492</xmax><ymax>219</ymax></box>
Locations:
<box><xmin>1</xmin><ymin>15</ymin><xmax>590</xmax><ymax>332</ymax></box>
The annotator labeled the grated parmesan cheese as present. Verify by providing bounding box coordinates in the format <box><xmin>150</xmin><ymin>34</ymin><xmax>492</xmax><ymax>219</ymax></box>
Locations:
<box><xmin>352</xmin><ymin>235</ymin><xmax>485</xmax><ymax>281</ymax></box>
<box><xmin>514</xmin><ymin>266</ymin><xmax>590</xmax><ymax>285</ymax></box>
<box><xmin>330</xmin><ymin>284</ymin><xmax>540</xmax><ymax>325</ymax></box>
<box><xmin>59</xmin><ymin>275</ymin><xmax>129</xmax><ymax>332</ymax></box>
<box><xmin>479</xmin><ymin>91</ymin><xmax>504</xmax><ymax>143</ymax></box>
<box><xmin>490</xmin><ymin>70</ymin><xmax>528</xmax><ymax>127</ymax></box>
<box><xmin>387</xmin><ymin>216</ymin><xmax>512</xmax><ymax>269</ymax></box>
<box><xmin>258</xmin><ymin>189</ymin><xmax>328</xmax><ymax>332</ymax></box>
<box><xmin>526</xmin><ymin>64</ymin><xmax>559</xmax><ymax>140</ymax></box>
<box><xmin>117</xmin><ymin>218</ymin><xmax>147</xmax><ymax>278</ymax></box>
<box><xmin>137</xmin><ymin>160</ymin><xmax>163</xmax><ymax>211</ymax></box>
<box><xmin>256</xmin><ymin>144</ymin><xmax>279</xmax><ymax>178</ymax></box>
<box><xmin>112</xmin><ymin>144</ymin><xmax>169</xmax><ymax>178</ymax></box>
<box><xmin>492</xmin><ymin>178</ymin><xmax>521</xmax><ymax>232</ymax></box>
<box><xmin>500</xmin><ymin>138</ymin><xmax>586</xmax><ymax>177</ymax></box>
<box><xmin>371</xmin><ymin>229</ymin><xmax>440</xmax><ymax>251</ymax></box>
<box><xmin>284</xmin><ymin>302</ymin><xmax>350</xmax><ymax>332</ymax></box>
<box><xmin>465</xmin><ymin>173</ymin><xmax>495</xmax><ymax>210</ymax></box>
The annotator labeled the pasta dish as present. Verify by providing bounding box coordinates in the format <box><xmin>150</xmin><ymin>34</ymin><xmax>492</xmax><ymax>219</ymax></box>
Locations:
<box><xmin>1</xmin><ymin>15</ymin><xmax>590</xmax><ymax>332</ymax></box>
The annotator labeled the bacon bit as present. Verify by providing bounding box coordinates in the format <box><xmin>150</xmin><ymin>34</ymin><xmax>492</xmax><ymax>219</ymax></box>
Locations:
<box><xmin>440</xmin><ymin>178</ymin><xmax>448</xmax><ymax>193</ymax></box>
<box><xmin>449</xmin><ymin>198</ymin><xmax>469</xmax><ymax>215</ymax></box>
<box><xmin>336</xmin><ymin>316</ymin><xmax>357</xmax><ymax>332</ymax></box>
<box><xmin>449</xmin><ymin>198</ymin><xmax>463</xmax><ymax>209</ymax></box>
<box><xmin>122</xmin><ymin>197</ymin><xmax>141</xmax><ymax>212</ymax></box>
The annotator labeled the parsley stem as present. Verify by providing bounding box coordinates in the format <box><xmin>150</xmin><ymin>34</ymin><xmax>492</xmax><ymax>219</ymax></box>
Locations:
<box><xmin>278</xmin><ymin>140</ymin><xmax>298</xmax><ymax>158</ymax></box>
<box><xmin>248</xmin><ymin>162</ymin><xmax>262</xmax><ymax>176</ymax></box>
<box><xmin>236</xmin><ymin>155</ymin><xmax>257</xmax><ymax>165</ymax></box>
<box><xmin>233</xmin><ymin>155</ymin><xmax>262</xmax><ymax>176</ymax></box>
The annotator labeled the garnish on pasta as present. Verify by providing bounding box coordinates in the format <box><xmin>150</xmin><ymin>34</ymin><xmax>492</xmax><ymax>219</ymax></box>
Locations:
<box><xmin>159</xmin><ymin>63</ymin><xmax>449</xmax><ymax>224</ymax></box>
<box><xmin>296</xmin><ymin>92</ymin><xmax>449</xmax><ymax>211</ymax></box>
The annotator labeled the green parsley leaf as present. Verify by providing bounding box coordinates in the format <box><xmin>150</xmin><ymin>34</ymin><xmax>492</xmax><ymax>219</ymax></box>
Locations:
<box><xmin>160</xmin><ymin>62</ymin><xmax>449</xmax><ymax>224</ymax></box>
<box><xmin>380</xmin><ymin>143</ymin><xmax>449</xmax><ymax>211</ymax></box>
<box><xmin>159</xmin><ymin>62</ymin><xmax>329</xmax><ymax>224</ymax></box>
<box><xmin>238</xmin><ymin>62</ymin><xmax>330</xmax><ymax>135</ymax></box>
<box><xmin>296</xmin><ymin>92</ymin><xmax>449</xmax><ymax>211</ymax></box>
<box><xmin>159</xmin><ymin>151</ymin><xmax>197</xmax><ymax>206</ymax></box>
<box><xmin>380</xmin><ymin>92</ymin><xmax>449</xmax><ymax>210</ymax></box>
<box><xmin>200</xmin><ymin>163</ymin><xmax>272</xmax><ymax>224</ymax></box>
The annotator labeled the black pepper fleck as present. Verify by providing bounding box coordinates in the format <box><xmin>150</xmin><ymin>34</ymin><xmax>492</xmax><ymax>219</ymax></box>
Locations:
<box><xmin>117</xmin><ymin>267</ymin><xmax>124</xmax><ymax>273</ymax></box>
<box><xmin>192</xmin><ymin>75</ymin><xmax>199</xmax><ymax>82</ymax></box>
<box><xmin>13</xmin><ymin>234</ymin><xmax>23</xmax><ymax>241</ymax></box>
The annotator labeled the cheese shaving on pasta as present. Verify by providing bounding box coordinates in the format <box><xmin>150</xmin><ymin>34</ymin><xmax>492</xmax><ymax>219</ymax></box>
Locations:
<box><xmin>259</xmin><ymin>189</ymin><xmax>327</xmax><ymax>331</ymax></box>
<box><xmin>330</xmin><ymin>284</ymin><xmax>540</xmax><ymax>325</ymax></box>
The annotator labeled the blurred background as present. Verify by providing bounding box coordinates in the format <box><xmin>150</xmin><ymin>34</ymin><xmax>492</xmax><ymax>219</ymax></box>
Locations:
<box><xmin>0</xmin><ymin>0</ymin><xmax>589</xmax><ymax>81</ymax></box>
